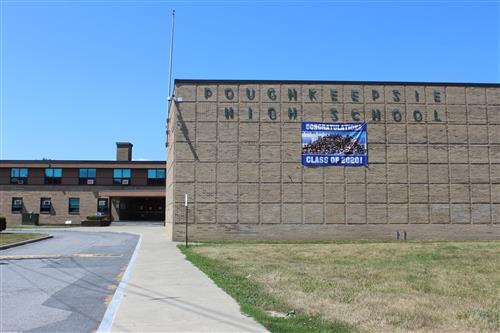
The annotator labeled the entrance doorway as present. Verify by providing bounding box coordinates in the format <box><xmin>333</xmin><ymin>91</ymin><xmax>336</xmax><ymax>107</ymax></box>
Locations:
<box><xmin>111</xmin><ymin>197</ymin><xmax>164</xmax><ymax>221</ymax></box>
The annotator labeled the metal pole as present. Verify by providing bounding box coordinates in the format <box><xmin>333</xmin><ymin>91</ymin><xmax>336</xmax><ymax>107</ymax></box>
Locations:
<box><xmin>185</xmin><ymin>194</ymin><xmax>188</xmax><ymax>248</ymax></box>
<box><xmin>167</xmin><ymin>10</ymin><xmax>175</xmax><ymax>100</ymax></box>
<box><xmin>165</xmin><ymin>10</ymin><xmax>175</xmax><ymax>227</ymax></box>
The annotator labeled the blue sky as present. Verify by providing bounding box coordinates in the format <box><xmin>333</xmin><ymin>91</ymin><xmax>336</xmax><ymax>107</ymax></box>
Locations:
<box><xmin>1</xmin><ymin>0</ymin><xmax>498</xmax><ymax>160</ymax></box>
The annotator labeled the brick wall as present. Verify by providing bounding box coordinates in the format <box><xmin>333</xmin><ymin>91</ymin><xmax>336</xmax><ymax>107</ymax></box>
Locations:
<box><xmin>165</xmin><ymin>81</ymin><xmax>500</xmax><ymax>240</ymax></box>
<box><xmin>0</xmin><ymin>189</ymin><xmax>99</xmax><ymax>225</ymax></box>
<box><xmin>0</xmin><ymin>186</ymin><xmax>164</xmax><ymax>225</ymax></box>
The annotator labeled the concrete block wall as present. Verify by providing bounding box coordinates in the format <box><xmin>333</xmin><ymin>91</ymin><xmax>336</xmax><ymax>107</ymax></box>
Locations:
<box><xmin>165</xmin><ymin>80</ymin><xmax>500</xmax><ymax>240</ymax></box>
<box><xmin>166</xmin><ymin>100</ymin><xmax>178</xmax><ymax>239</ymax></box>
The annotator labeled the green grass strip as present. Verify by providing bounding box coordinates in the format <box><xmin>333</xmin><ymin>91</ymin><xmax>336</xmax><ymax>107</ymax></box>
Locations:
<box><xmin>179</xmin><ymin>244</ymin><xmax>353</xmax><ymax>333</ymax></box>
<box><xmin>0</xmin><ymin>232</ymin><xmax>48</xmax><ymax>246</ymax></box>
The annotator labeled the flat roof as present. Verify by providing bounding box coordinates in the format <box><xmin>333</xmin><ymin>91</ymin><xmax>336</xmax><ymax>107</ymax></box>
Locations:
<box><xmin>116</xmin><ymin>142</ymin><xmax>133</xmax><ymax>147</ymax></box>
<box><xmin>175</xmin><ymin>78</ymin><xmax>500</xmax><ymax>87</ymax></box>
<box><xmin>99</xmin><ymin>190</ymin><xmax>165</xmax><ymax>197</ymax></box>
<box><xmin>0</xmin><ymin>160</ymin><xmax>165</xmax><ymax>168</ymax></box>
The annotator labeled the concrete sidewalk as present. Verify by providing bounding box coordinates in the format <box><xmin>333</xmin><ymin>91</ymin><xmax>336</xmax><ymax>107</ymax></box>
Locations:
<box><xmin>99</xmin><ymin>225</ymin><xmax>267</xmax><ymax>332</ymax></box>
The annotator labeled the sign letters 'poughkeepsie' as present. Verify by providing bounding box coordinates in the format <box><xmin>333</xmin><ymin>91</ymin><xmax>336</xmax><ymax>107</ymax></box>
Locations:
<box><xmin>301</xmin><ymin>122</ymin><xmax>368</xmax><ymax>167</ymax></box>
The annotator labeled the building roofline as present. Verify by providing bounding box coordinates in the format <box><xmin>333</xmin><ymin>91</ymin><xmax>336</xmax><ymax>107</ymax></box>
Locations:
<box><xmin>174</xmin><ymin>78</ymin><xmax>500</xmax><ymax>87</ymax></box>
<box><xmin>0</xmin><ymin>160</ymin><xmax>165</xmax><ymax>165</ymax></box>
<box><xmin>116</xmin><ymin>142</ymin><xmax>133</xmax><ymax>147</ymax></box>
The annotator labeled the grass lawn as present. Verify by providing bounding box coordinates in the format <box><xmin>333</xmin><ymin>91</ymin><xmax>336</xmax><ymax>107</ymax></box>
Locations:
<box><xmin>180</xmin><ymin>241</ymin><xmax>500</xmax><ymax>333</ymax></box>
<box><xmin>0</xmin><ymin>233</ymin><xmax>49</xmax><ymax>246</ymax></box>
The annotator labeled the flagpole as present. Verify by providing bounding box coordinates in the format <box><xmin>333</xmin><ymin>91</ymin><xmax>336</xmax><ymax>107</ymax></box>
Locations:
<box><xmin>167</xmin><ymin>10</ymin><xmax>175</xmax><ymax>100</ymax></box>
<box><xmin>165</xmin><ymin>10</ymin><xmax>175</xmax><ymax>227</ymax></box>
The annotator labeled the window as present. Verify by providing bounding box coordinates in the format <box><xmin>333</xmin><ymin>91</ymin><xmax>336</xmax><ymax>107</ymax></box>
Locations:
<box><xmin>10</xmin><ymin>168</ymin><xmax>28</xmax><ymax>184</ymax></box>
<box><xmin>40</xmin><ymin>197</ymin><xmax>52</xmax><ymax>213</ymax></box>
<box><xmin>12</xmin><ymin>197</ymin><xmax>23</xmax><ymax>213</ymax></box>
<box><xmin>45</xmin><ymin>168</ymin><xmax>62</xmax><ymax>184</ymax></box>
<box><xmin>68</xmin><ymin>198</ymin><xmax>80</xmax><ymax>214</ymax></box>
<box><xmin>147</xmin><ymin>168</ymin><xmax>166</xmax><ymax>185</ymax></box>
<box><xmin>79</xmin><ymin>168</ymin><xmax>96</xmax><ymax>185</ymax></box>
<box><xmin>97</xmin><ymin>198</ymin><xmax>109</xmax><ymax>214</ymax></box>
<box><xmin>113</xmin><ymin>168</ymin><xmax>131</xmax><ymax>185</ymax></box>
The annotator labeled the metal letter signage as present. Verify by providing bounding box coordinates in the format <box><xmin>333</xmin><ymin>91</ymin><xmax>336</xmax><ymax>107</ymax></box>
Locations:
<box><xmin>301</xmin><ymin>122</ymin><xmax>368</xmax><ymax>167</ymax></box>
<box><xmin>204</xmin><ymin>88</ymin><xmax>212</xmax><ymax>99</ymax></box>
<box><xmin>224</xmin><ymin>107</ymin><xmax>234</xmax><ymax>120</ymax></box>
<box><xmin>330</xmin><ymin>89</ymin><xmax>339</xmax><ymax>101</ymax></box>
<box><xmin>246</xmin><ymin>88</ymin><xmax>256</xmax><ymax>100</ymax></box>
<box><xmin>224</xmin><ymin>88</ymin><xmax>234</xmax><ymax>100</ymax></box>
<box><xmin>288</xmin><ymin>107</ymin><xmax>298</xmax><ymax>120</ymax></box>
<box><xmin>268</xmin><ymin>107</ymin><xmax>277</xmax><ymax>120</ymax></box>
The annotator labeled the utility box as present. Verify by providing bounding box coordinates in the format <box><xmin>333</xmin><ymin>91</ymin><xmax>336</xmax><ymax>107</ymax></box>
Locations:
<box><xmin>21</xmin><ymin>213</ymin><xmax>39</xmax><ymax>226</ymax></box>
<box><xmin>0</xmin><ymin>217</ymin><xmax>6</xmax><ymax>232</ymax></box>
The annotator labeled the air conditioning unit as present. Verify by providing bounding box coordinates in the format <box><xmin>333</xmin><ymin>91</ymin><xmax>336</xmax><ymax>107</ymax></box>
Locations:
<box><xmin>87</xmin><ymin>179</ymin><xmax>95</xmax><ymax>185</ymax></box>
<box><xmin>17</xmin><ymin>180</ymin><xmax>24</xmax><ymax>185</ymax></box>
<box><xmin>122</xmin><ymin>179</ymin><xmax>129</xmax><ymax>185</ymax></box>
<box><xmin>42</xmin><ymin>200</ymin><xmax>51</xmax><ymax>206</ymax></box>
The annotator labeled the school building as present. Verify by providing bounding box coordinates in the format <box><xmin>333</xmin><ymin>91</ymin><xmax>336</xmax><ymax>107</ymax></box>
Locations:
<box><xmin>0</xmin><ymin>143</ymin><xmax>165</xmax><ymax>225</ymax></box>
<box><xmin>165</xmin><ymin>79</ymin><xmax>500</xmax><ymax>241</ymax></box>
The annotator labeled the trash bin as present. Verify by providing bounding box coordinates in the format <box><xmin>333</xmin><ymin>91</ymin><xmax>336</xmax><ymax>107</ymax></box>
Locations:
<box><xmin>21</xmin><ymin>213</ymin><xmax>39</xmax><ymax>226</ymax></box>
<box><xmin>0</xmin><ymin>217</ymin><xmax>6</xmax><ymax>232</ymax></box>
<box><xmin>21</xmin><ymin>213</ymin><xmax>30</xmax><ymax>225</ymax></box>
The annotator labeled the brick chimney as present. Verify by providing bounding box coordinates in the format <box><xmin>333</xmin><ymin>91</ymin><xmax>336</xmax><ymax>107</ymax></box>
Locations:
<box><xmin>116</xmin><ymin>142</ymin><xmax>133</xmax><ymax>161</ymax></box>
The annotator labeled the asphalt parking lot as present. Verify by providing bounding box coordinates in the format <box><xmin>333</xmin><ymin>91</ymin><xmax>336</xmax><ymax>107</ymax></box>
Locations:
<box><xmin>0</xmin><ymin>229</ymin><xmax>139</xmax><ymax>333</ymax></box>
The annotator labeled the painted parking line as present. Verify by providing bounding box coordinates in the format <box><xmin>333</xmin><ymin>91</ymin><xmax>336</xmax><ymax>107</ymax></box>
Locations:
<box><xmin>97</xmin><ymin>234</ymin><xmax>143</xmax><ymax>333</ymax></box>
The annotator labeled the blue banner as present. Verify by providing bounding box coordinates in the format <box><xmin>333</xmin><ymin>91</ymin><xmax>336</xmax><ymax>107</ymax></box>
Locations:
<box><xmin>302</xmin><ymin>122</ymin><xmax>368</xmax><ymax>167</ymax></box>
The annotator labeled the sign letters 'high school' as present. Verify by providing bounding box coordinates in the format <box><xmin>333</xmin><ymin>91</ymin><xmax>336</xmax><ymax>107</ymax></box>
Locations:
<box><xmin>165</xmin><ymin>79</ymin><xmax>500</xmax><ymax>241</ymax></box>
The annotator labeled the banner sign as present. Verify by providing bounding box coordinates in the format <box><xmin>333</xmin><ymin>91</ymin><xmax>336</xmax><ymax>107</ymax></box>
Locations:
<box><xmin>302</xmin><ymin>122</ymin><xmax>368</xmax><ymax>167</ymax></box>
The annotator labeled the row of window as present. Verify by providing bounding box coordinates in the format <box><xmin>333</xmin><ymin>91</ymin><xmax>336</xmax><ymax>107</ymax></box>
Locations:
<box><xmin>9</xmin><ymin>168</ymin><xmax>165</xmax><ymax>185</ymax></box>
<box><xmin>11</xmin><ymin>197</ymin><xmax>109</xmax><ymax>214</ymax></box>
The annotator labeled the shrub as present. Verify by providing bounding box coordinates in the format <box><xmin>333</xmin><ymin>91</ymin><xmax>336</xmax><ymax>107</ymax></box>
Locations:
<box><xmin>86</xmin><ymin>215</ymin><xmax>109</xmax><ymax>221</ymax></box>
<box><xmin>0</xmin><ymin>216</ymin><xmax>6</xmax><ymax>232</ymax></box>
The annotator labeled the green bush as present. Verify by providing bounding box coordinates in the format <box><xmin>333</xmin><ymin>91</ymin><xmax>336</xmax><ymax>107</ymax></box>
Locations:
<box><xmin>86</xmin><ymin>215</ymin><xmax>109</xmax><ymax>221</ymax></box>
<box><xmin>0</xmin><ymin>216</ymin><xmax>6</xmax><ymax>232</ymax></box>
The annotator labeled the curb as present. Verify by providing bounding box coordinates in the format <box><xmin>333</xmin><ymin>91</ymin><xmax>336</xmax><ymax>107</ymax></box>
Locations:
<box><xmin>0</xmin><ymin>235</ymin><xmax>53</xmax><ymax>251</ymax></box>
<box><xmin>97</xmin><ymin>234</ymin><xmax>143</xmax><ymax>333</ymax></box>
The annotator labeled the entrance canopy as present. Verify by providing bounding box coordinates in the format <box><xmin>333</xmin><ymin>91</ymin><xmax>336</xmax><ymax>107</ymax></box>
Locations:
<box><xmin>99</xmin><ymin>190</ymin><xmax>164</xmax><ymax>198</ymax></box>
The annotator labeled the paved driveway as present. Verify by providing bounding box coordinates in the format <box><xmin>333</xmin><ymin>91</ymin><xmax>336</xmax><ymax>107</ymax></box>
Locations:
<box><xmin>0</xmin><ymin>230</ymin><xmax>139</xmax><ymax>333</ymax></box>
